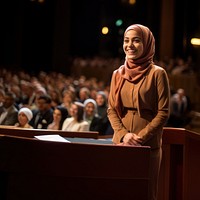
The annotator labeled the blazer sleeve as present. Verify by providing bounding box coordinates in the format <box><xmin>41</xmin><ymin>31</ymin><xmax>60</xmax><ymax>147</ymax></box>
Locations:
<box><xmin>107</xmin><ymin>71</ymin><xmax>128</xmax><ymax>143</ymax></box>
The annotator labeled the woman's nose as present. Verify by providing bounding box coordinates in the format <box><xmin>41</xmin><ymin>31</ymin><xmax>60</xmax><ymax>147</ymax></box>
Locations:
<box><xmin>127</xmin><ymin>41</ymin><xmax>134</xmax><ymax>47</ymax></box>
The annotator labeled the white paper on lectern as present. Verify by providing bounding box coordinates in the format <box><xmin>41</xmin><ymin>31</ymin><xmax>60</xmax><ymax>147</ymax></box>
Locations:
<box><xmin>34</xmin><ymin>135</ymin><xmax>71</xmax><ymax>143</ymax></box>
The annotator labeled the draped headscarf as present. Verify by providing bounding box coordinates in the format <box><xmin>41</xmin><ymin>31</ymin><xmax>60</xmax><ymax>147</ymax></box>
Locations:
<box><xmin>120</xmin><ymin>24</ymin><xmax>155</xmax><ymax>82</ymax></box>
<box><xmin>83</xmin><ymin>98</ymin><xmax>98</xmax><ymax>117</ymax></box>
<box><xmin>113</xmin><ymin>24</ymin><xmax>155</xmax><ymax>117</ymax></box>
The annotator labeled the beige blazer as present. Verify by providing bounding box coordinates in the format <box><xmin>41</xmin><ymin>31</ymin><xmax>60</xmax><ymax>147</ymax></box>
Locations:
<box><xmin>62</xmin><ymin>117</ymin><xmax>89</xmax><ymax>132</ymax></box>
<box><xmin>108</xmin><ymin>65</ymin><xmax>170</xmax><ymax>149</ymax></box>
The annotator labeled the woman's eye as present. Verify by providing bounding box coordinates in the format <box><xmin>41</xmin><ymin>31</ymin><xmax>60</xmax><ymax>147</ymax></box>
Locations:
<box><xmin>133</xmin><ymin>38</ymin><xmax>141</xmax><ymax>43</ymax></box>
<box><xmin>133</xmin><ymin>39</ymin><xmax>139</xmax><ymax>43</ymax></box>
<box><xmin>124</xmin><ymin>39</ymin><xmax>129</xmax><ymax>43</ymax></box>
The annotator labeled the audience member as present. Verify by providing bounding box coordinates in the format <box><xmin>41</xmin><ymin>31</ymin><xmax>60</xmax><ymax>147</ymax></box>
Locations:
<box><xmin>10</xmin><ymin>84</ymin><xmax>23</xmax><ymax>106</ymax></box>
<box><xmin>47</xmin><ymin>106</ymin><xmax>68</xmax><ymax>130</ymax></box>
<box><xmin>77</xmin><ymin>87</ymin><xmax>90</xmax><ymax>103</ymax></box>
<box><xmin>20</xmin><ymin>80</ymin><xmax>36</xmax><ymax>109</ymax></box>
<box><xmin>15</xmin><ymin>107</ymin><xmax>33</xmax><ymax>128</ymax></box>
<box><xmin>61</xmin><ymin>89</ymin><xmax>76</xmax><ymax>114</ymax></box>
<box><xmin>171</xmin><ymin>58</ymin><xmax>187</xmax><ymax>75</ymax></box>
<box><xmin>90</xmin><ymin>88</ymin><xmax>98</xmax><ymax>100</ymax></box>
<box><xmin>96</xmin><ymin>91</ymin><xmax>108</xmax><ymax>117</ymax></box>
<box><xmin>96</xmin><ymin>91</ymin><xmax>114</xmax><ymax>134</ymax></box>
<box><xmin>62</xmin><ymin>102</ymin><xmax>89</xmax><ymax>131</ymax></box>
<box><xmin>0</xmin><ymin>91</ymin><xmax>18</xmax><ymax>125</ymax></box>
<box><xmin>83</xmin><ymin>98</ymin><xmax>103</xmax><ymax>133</ymax></box>
<box><xmin>0</xmin><ymin>89</ymin><xmax>5</xmax><ymax>113</ymax></box>
<box><xmin>168</xmin><ymin>88</ymin><xmax>191</xmax><ymax>127</ymax></box>
<box><xmin>29</xmin><ymin>94</ymin><xmax>53</xmax><ymax>129</ymax></box>
<box><xmin>48</xmin><ymin>88</ymin><xmax>62</xmax><ymax>109</ymax></box>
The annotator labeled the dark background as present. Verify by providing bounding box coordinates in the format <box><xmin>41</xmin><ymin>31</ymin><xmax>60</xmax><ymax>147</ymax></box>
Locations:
<box><xmin>0</xmin><ymin>0</ymin><xmax>199</xmax><ymax>74</ymax></box>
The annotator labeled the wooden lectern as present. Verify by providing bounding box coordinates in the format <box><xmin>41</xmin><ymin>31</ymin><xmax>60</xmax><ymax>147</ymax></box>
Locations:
<box><xmin>158</xmin><ymin>128</ymin><xmax>200</xmax><ymax>200</ymax></box>
<box><xmin>0</xmin><ymin>135</ymin><xmax>151</xmax><ymax>200</ymax></box>
<box><xmin>0</xmin><ymin>125</ymin><xmax>99</xmax><ymax>139</ymax></box>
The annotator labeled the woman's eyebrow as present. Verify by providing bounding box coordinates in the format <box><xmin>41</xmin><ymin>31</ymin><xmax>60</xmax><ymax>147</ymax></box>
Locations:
<box><xmin>124</xmin><ymin>36</ymin><xmax>140</xmax><ymax>39</ymax></box>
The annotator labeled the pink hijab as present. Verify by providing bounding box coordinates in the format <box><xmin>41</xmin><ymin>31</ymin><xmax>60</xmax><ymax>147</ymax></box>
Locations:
<box><xmin>113</xmin><ymin>24</ymin><xmax>155</xmax><ymax>117</ymax></box>
<box><xmin>119</xmin><ymin>24</ymin><xmax>155</xmax><ymax>83</ymax></box>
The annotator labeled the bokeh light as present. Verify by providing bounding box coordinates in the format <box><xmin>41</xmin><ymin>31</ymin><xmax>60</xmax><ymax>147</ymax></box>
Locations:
<box><xmin>102</xmin><ymin>27</ymin><xmax>109</xmax><ymax>35</ymax></box>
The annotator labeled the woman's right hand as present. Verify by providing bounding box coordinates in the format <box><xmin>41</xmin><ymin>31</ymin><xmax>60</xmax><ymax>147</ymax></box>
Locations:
<box><xmin>123</xmin><ymin>133</ymin><xmax>142</xmax><ymax>146</ymax></box>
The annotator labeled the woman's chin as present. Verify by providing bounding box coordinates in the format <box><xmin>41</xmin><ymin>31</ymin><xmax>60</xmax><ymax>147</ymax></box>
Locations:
<box><xmin>127</xmin><ymin>55</ymin><xmax>137</xmax><ymax>60</ymax></box>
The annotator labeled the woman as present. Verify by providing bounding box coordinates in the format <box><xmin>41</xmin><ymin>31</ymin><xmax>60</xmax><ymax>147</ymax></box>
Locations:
<box><xmin>83</xmin><ymin>98</ymin><xmax>102</xmax><ymax>133</ymax></box>
<box><xmin>47</xmin><ymin>106</ymin><xmax>68</xmax><ymax>130</ymax></box>
<box><xmin>96</xmin><ymin>91</ymin><xmax>107</xmax><ymax>118</ymax></box>
<box><xmin>96</xmin><ymin>91</ymin><xmax>113</xmax><ymax>135</ymax></box>
<box><xmin>62</xmin><ymin>102</ymin><xmax>89</xmax><ymax>131</ymax></box>
<box><xmin>15</xmin><ymin>107</ymin><xmax>33</xmax><ymax>128</ymax></box>
<box><xmin>107</xmin><ymin>24</ymin><xmax>170</xmax><ymax>200</ymax></box>
<box><xmin>61</xmin><ymin>89</ymin><xmax>76</xmax><ymax>115</ymax></box>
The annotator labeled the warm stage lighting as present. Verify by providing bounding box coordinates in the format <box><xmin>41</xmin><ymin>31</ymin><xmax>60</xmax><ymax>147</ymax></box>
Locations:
<box><xmin>30</xmin><ymin>0</ymin><xmax>45</xmax><ymax>3</ymax></box>
<box><xmin>102</xmin><ymin>27</ymin><xmax>109</xmax><ymax>35</ymax></box>
<box><xmin>129</xmin><ymin>0</ymin><xmax>136</xmax><ymax>5</ymax></box>
<box><xmin>191</xmin><ymin>38</ymin><xmax>200</xmax><ymax>46</ymax></box>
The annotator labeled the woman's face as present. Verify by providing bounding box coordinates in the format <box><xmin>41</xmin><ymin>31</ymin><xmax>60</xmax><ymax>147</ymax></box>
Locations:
<box><xmin>53</xmin><ymin>109</ymin><xmax>62</xmax><ymax>122</ymax></box>
<box><xmin>123</xmin><ymin>30</ymin><xmax>144</xmax><ymax>60</ymax></box>
<box><xmin>85</xmin><ymin>102</ymin><xmax>95</xmax><ymax>117</ymax></box>
<box><xmin>69</xmin><ymin>104</ymin><xmax>78</xmax><ymax>117</ymax></box>
<box><xmin>18</xmin><ymin>112</ymin><xmax>29</xmax><ymax>126</ymax></box>
<box><xmin>63</xmin><ymin>92</ymin><xmax>73</xmax><ymax>103</ymax></box>
<box><xmin>96</xmin><ymin>94</ymin><xmax>105</xmax><ymax>106</ymax></box>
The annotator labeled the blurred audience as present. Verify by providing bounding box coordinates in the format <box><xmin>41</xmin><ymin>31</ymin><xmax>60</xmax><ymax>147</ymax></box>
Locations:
<box><xmin>0</xmin><ymin>54</ymin><xmax>199</xmax><ymax>132</ymax></box>
<box><xmin>171</xmin><ymin>58</ymin><xmax>188</xmax><ymax>75</ymax></box>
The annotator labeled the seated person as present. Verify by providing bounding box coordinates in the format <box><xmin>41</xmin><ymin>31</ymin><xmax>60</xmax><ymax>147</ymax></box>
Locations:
<box><xmin>96</xmin><ymin>91</ymin><xmax>114</xmax><ymax>135</ymax></box>
<box><xmin>168</xmin><ymin>88</ymin><xmax>191</xmax><ymax>127</ymax></box>
<box><xmin>29</xmin><ymin>94</ymin><xmax>53</xmax><ymax>129</ymax></box>
<box><xmin>62</xmin><ymin>102</ymin><xmax>89</xmax><ymax>131</ymax></box>
<box><xmin>83</xmin><ymin>98</ymin><xmax>103</xmax><ymax>133</ymax></box>
<box><xmin>0</xmin><ymin>89</ymin><xmax>5</xmax><ymax>113</ymax></box>
<box><xmin>0</xmin><ymin>91</ymin><xmax>18</xmax><ymax>125</ymax></box>
<box><xmin>47</xmin><ymin>106</ymin><xmax>68</xmax><ymax>130</ymax></box>
<box><xmin>77</xmin><ymin>87</ymin><xmax>90</xmax><ymax>103</ymax></box>
<box><xmin>15</xmin><ymin>107</ymin><xmax>33</xmax><ymax>128</ymax></box>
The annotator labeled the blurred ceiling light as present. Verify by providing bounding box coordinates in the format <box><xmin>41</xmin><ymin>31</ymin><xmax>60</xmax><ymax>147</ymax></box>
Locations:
<box><xmin>115</xmin><ymin>19</ymin><xmax>123</xmax><ymax>27</ymax></box>
<box><xmin>30</xmin><ymin>0</ymin><xmax>45</xmax><ymax>2</ymax></box>
<box><xmin>102</xmin><ymin>27</ymin><xmax>109</xmax><ymax>35</ymax></box>
<box><xmin>129</xmin><ymin>0</ymin><xmax>136</xmax><ymax>5</ymax></box>
<box><xmin>191</xmin><ymin>38</ymin><xmax>200</xmax><ymax>46</ymax></box>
